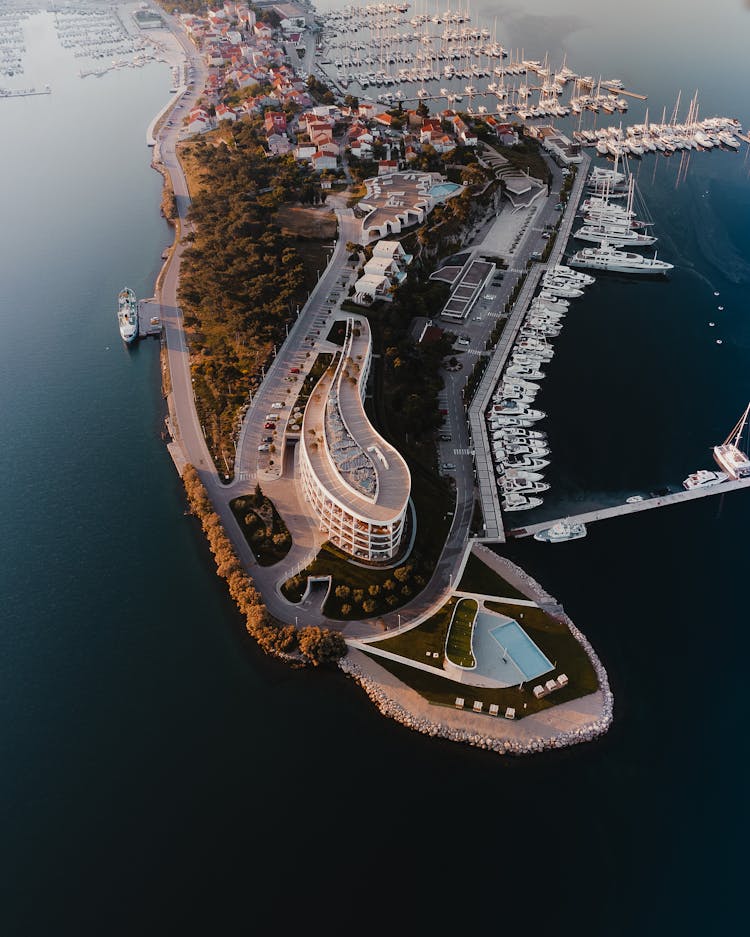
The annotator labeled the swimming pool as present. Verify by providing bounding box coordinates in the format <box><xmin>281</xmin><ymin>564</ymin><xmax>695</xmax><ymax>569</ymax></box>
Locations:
<box><xmin>488</xmin><ymin>620</ymin><xmax>553</xmax><ymax>681</ymax></box>
<box><xmin>429</xmin><ymin>182</ymin><xmax>462</xmax><ymax>200</ymax></box>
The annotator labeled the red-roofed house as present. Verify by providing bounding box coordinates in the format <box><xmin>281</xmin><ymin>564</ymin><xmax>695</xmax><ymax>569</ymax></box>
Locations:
<box><xmin>264</xmin><ymin>110</ymin><xmax>287</xmax><ymax>135</ymax></box>
<box><xmin>215</xmin><ymin>103</ymin><xmax>238</xmax><ymax>122</ymax></box>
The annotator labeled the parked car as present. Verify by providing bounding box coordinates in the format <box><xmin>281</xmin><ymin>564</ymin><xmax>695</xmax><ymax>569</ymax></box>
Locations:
<box><xmin>258</xmin><ymin>444</ymin><xmax>270</xmax><ymax>452</ymax></box>
<box><xmin>271</xmin><ymin>402</ymin><xmax>284</xmax><ymax>409</ymax></box>
<box><xmin>441</xmin><ymin>462</ymin><xmax>456</xmax><ymax>471</ymax></box>
<box><xmin>439</xmin><ymin>433</ymin><xmax>452</xmax><ymax>442</ymax></box>
<box><xmin>264</xmin><ymin>421</ymin><xmax>276</xmax><ymax>429</ymax></box>
<box><xmin>290</xmin><ymin>367</ymin><xmax>300</xmax><ymax>374</ymax></box>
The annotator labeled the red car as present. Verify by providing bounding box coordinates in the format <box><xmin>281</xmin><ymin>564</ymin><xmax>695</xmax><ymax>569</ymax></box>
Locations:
<box><xmin>264</xmin><ymin>421</ymin><xmax>276</xmax><ymax>429</ymax></box>
<box><xmin>290</xmin><ymin>367</ymin><xmax>300</xmax><ymax>374</ymax></box>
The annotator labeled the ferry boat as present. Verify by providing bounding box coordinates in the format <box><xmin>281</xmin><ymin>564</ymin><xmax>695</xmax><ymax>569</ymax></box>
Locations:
<box><xmin>567</xmin><ymin>243</ymin><xmax>673</xmax><ymax>275</ymax></box>
<box><xmin>533</xmin><ymin>519</ymin><xmax>587</xmax><ymax>542</ymax></box>
<box><xmin>713</xmin><ymin>402</ymin><xmax>750</xmax><ymax>479</ymax></box>
<box><xmin>682</xmin><ymin>469</ymin><xmax>728</xmax><ymax>490</ymax></box>
<box><xmin>117</xmin><ymin>287</ymin><xmax>139</xmax><ymax>344</ymax></box>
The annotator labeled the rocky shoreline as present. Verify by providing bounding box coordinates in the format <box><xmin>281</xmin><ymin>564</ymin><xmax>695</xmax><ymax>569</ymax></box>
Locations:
<box><xmin>338</xmin><ymin>548</ymin><xmax>613</xmax><ymax>757</ymax></box>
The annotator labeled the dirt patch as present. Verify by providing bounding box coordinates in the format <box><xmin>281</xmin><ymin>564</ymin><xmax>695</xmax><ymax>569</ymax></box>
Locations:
<box><xmin>275</xmin><ymin>205</ymin><xmax>337</xmax><ymax>239</ymax></box>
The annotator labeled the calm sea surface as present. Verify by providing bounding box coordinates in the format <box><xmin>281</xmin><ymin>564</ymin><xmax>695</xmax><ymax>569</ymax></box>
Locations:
<box><xmin>1</xmin><ymin>3</ymin><xmax>748</xmax><ymax>934</ymax></box>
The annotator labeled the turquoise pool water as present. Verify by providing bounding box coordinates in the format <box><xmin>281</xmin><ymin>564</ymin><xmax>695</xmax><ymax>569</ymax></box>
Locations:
<box><xmin>489</xmin><ymin>621</ymin><xmax>553</xmax><ymax>681</ymax></box>
<box><xmin>429</xmin><ymin>182</ymin><xmax>462</xmax><ymax>199</ymax></box>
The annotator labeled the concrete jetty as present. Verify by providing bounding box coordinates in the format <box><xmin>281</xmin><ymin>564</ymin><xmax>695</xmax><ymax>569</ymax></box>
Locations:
<box><xmin>507</xmin><ymin>476</ymin><xmax>750</xmax><ymax>538</ymax></box>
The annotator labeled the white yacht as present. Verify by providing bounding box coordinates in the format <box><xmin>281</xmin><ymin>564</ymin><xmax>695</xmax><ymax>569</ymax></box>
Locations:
<box><xmin>573</xmin><ymin>223</ymin><xmax>658</xmax><ymax>247</ymax></box>
<box><xmin>501</xmin><ymin>491</ymin><xmax>544</xmax><ymax>512</ymax></box>
<box><xmin>489</xmin><ymin>415</ymin><xmax>537</xmax><ymax>428</ymax></box>
<box><xmin>493</xmin><ymin>427</ymin><xmax>547</xmax><ymax>441</ymax></box>
<box><xmin>491</xmin><ymin>399</ymin><xmax>546</xmax><ymax>420</ymax></box>
<box><xmin>506</xmin><ymin>363</ymin><xmax>545</xmax><ymax>381</ymax></box>
<box><xmin>682</xmin><ymin>469</ymin><xmax>728</xmax><ymax>490</ymax></box>
<box><xmin>498</xmin><ymin>467</ymin><xmax>547</xmax><ymax>483</ymax></box>
<box><xmin>503</xmin><ymin>454</ymin><xmax>550</xmax><ymax>471</ymax></box>
<box><xmin>500</xmin><ymin>477</ymin><xmax>550</xmax><ymax>495</ymax></box>
<box><xmin>547</xmin><ymin>264</ymin><xmax>595</xmax><ymax>286</ymax></box>
<box><xmin>539</xmin><ymin>278</ymin><xmax>584</xmax><ymax>298</ymax></box>
<box><xmin>535</xmin><ymin>292</ymin><xmax>570</xmax><ymax>308</ymax></box>
<box><xmin>533</xmin><ymin>519</ymin><xmax>587</xmax><ymax>542</ymax></box>
<box><xmin>568</xmin><ymin>243</ymin><xmax>674</xmax><ymax>275</ymax></box>
<box><xmin>713</xmin><ymin>402</ymin><xmax>750</xmax><ymax>479</ymax></box>
<box><xmin>495</xmin><ymin>441</ymin><xmax>550</xmax><ymax>457</ymax></box>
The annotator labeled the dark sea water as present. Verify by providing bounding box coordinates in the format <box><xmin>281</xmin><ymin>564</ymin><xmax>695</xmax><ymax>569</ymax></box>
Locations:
<box><xmin>1</xmin><ymin>3</ymin><xmax>749</xmax><ymax>935</ymax></box>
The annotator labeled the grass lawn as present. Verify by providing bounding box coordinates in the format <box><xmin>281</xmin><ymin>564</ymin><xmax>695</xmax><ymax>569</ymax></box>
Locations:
<box><xmin>457</xmin><ymin>551</ymin><xmax>529</xmax><ymax>600</ymax></box>
<box><xmin>445</xmin><ymin>598</ymin><xmax>477</xmax><ymax>667</ymax></box>
<box><xmin>355</xmin><ymin>550</ymin><xmax>600</xmax><ymax>719</ymax></box>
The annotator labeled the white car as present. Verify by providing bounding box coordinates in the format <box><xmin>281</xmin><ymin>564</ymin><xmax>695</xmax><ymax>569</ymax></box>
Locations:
<box><xmin>270</xmin><ymin>401</ymin><xmax>284</xmax><ymax>409</ymax></box>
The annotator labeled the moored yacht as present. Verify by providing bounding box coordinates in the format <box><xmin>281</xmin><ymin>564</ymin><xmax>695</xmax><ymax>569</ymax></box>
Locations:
<box><xmin>568</xmin><ymin>242</ymin><xmax>674</xmax><ymax>275</ymax></box>
<box><xmin>501</xmin><ymin>491</ymin><xmax>543</xmax><ymax>512</ymax></box>
<box><xmin>573</xmin><ymin>223</ymin><xmax>658</xmax><ymax>247</ymax></box>
<box><xmin>539</xmin><ymin>278</ymin><xmax>584</xmax><ymax>298</ymax></box>
<box><xmin>682</xmin><ymin>469</ymin><xmax>728</xmax><ymax>490</ymax></box>
<box><xmin>533</xmin><ymin>519</ymin><xmax>587</xmax><ymax>542</ymax></box>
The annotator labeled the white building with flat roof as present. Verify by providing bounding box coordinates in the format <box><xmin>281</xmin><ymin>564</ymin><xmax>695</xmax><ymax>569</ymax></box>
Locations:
<box><xmin>299</xmin><ymin>318</ymin><xmax>411</xmax><ymax>561</ymax></box>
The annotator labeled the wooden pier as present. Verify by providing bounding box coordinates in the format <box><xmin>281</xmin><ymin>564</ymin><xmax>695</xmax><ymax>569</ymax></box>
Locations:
<box><xmin>507</xmin><ymin>476</ymin><xmax>750</xmax><ymax>538</ymax></box>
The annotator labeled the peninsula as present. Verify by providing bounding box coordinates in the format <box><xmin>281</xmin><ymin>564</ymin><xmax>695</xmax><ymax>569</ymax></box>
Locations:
<box><xmin>132</xmin><ymin>0</ymin><xmax>742</xmax><ymax>755</ymax></box>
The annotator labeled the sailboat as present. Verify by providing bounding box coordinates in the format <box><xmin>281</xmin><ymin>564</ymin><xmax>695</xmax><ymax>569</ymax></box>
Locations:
<box><xmin>713</xmin><ymin>402</ymin><xmax>750</xmax><ymax>479</ymax></box>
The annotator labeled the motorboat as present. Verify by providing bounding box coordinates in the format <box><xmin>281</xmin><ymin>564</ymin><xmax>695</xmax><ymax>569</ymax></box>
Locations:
<box><xmin>535</xmin><ymin>292</ymin><xmax>570</xmax><ymax>308</ymax></box>
<box><xmin>547</xmin><ymin>264</ymin><xmax>595</xmax><ymax>286</ymax></box>
<box><xmin>682</xmin><ymin>469</ymin><xmax>728</xmax><ymax>490</ymax></box>
<box><xmin>498</xmin><ymin>467</ymin><xmax>546</xmax><ymax>483</ymax></box>
<box><xmin>491</xmin><ymin>399</ymin><xmax>546</xmax><ymax>419</ymax></box>
<box><xmin>500</xmin><ymin>477</ymin><xmax>550</xmax><ymax>494</ymax></box>
<box><xmin>506</xmin><ymin>364</ymin><xmax>545</xmax><ymax>380</ymax></box>
<box><xmin>501</xmin><ymin>491</ymin><xmax>543</xmax><ymax>512</ymax></box>
<box><xmin>539</xmin><ymin>278</ymin><xmax>584</xmax><ymax>298</ymax></box>
<box><xmin>533</xmin><ymin>519</ymin><xmax>587</xmax><ymax>542</ymax></box>
<box><xmin>503</xmin><ymin>455</ymin><xmax>551</xmax><ymax>470</ymax></box>
<box><xmin>493</xmin><ymin>427</ymin><xmax>547</xmax><ymax>441</ymax></box>
<box><xmin>489</xmin><ymin>416</ymin><xmax>536</xmax><ymax>428</ymax></box>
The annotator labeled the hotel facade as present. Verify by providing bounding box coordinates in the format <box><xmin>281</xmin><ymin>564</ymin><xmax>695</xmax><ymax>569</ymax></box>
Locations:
<box><xmin>298</xmin><ymin>317</ymin><xmax>411</xmax><ymax>561</ymax></box>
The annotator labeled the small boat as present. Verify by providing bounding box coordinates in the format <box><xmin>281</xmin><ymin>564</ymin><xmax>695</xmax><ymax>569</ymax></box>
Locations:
<box><xmin>713</xmin><ymin>402</ymin><xmax>750</xmax><ymax>479</ymax></box>
<box><xmin>501</xmin><ymin>492</ymin><xmax>543</xmax><ymax>512</ymax></box>
<box><xmin>682</xmin><ymin>469</ymin><xmax>728</xmax><ymax>490</ymax></box>
<box><xmin>533</xmin><ymin>519</ymin><xmax>587</xmax><ymax>542</ymax></box>
<box><xmin>625</xmin><ymin>495</ymin><xmax>644</xmax><ymax>504</ymax></box>
<box><xmin>117</xmin><ymin>287</ymin><xmax>139</xmax><ymax>344</ymax></box>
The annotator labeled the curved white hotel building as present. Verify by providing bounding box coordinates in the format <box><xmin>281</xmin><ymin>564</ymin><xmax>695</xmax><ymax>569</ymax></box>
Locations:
<box><xmin>299</xmin><ymin>317</ymin><xmax>411</xmax><ymax>561</ymax></box>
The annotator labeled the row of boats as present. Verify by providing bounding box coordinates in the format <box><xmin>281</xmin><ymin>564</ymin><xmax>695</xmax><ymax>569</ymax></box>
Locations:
<box><xmin>488</xmin><ymin>265</ymin><xmax>596</xmax><ymax>514</ymax></box>
<box><xmin>566</xmin><ymin>167</ymin><xmax>674</xmax><ymax>275</ymax></box>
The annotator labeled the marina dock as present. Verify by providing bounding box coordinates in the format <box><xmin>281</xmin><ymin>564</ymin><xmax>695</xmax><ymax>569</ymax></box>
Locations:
<box><xmin>138</xmin><ymin>298</ymin><xmax>162</xmax><ymax>338</ymax></box>
<box><xmin>507</xmin><ymin>476</ymin><xmax>750</xmax><ymax>538</ymax></box>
